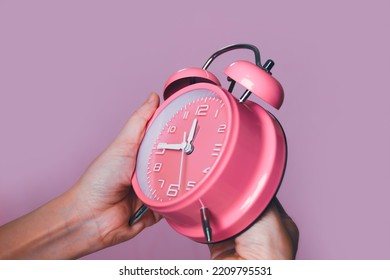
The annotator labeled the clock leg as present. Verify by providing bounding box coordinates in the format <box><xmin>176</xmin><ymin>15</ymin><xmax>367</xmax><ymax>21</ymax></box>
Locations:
<box><xmin>128</xmin><ymin>204</ymin><xmax>149</xmax><ymax>226</ymax></box>
<box><xmin>200</xmin><ymin>207</ymin><xmax>213</xmax><ymax>243</ymax></box>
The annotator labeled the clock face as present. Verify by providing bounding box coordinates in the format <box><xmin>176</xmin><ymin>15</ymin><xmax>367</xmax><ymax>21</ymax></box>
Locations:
<box><xmin>135</xmin><ymin>88</ymin><xmax>229</xmax><ymax>202</ymax></box>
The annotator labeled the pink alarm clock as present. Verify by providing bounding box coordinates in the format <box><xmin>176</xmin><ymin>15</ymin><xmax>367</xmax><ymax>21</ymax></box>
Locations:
<box><xmin>131</xmin><ymin>44</ymin><xmax>287</xmax><ymax>243</ymax></box>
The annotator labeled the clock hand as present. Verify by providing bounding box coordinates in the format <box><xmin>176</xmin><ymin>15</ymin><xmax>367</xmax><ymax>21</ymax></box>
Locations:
<box><xmin>177</xmin><ymin>132</ymin><xmax>187</xmax><ymax>190</ymax></box>
<box><xmin>184</xmin><ymin>118</ymin><xmax>198</xmax><ymax>155</ymax></box>
<box><xmin>157</xmin><ymin>142</ymin><xmax>186</xmax><ymax>151</ymax></box>
<box><xmin>187</xmin><ymin>118</ymin><xmax>198</xmax><ymax>144</ymax></box>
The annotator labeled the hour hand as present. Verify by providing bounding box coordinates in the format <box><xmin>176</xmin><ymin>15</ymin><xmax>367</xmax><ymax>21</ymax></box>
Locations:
<box><xmin>157</xmin><ymin>142</ymin><xmax>186</xmax><ymax>150</ymax></box>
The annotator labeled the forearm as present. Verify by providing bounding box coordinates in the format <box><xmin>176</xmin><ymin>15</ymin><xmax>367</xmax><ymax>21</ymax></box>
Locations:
<box><xmin>0</xmin><ymin>190</ymin><xmax>101</xmax><ymax>259</ymax></box>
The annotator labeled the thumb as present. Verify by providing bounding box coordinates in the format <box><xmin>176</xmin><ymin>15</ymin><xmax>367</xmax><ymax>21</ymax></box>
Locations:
<box><xmin>110</xmin><ymin>92</ymin><xmax>160</xmax><ymax>154</ymax></box>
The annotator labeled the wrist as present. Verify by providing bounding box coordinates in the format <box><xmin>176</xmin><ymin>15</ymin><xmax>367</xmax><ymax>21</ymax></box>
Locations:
<box><xmin>59</xmin><ymin>188</ymin><xmax>106</xmax><ymax>258</ymax></box>
<box><xmin>0</xmin><ymin>189</ymin><xmax>103</xmax><ymax>259</ymax></box>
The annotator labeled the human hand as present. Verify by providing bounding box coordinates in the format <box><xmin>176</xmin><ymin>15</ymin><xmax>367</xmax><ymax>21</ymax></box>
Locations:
<box><xmin>0</xmin><ymin>93</ymin><xmax>162</xmax><ymax>259</ymax></box>
<box><xmin>68</xmin><ymin>92</ymin><xmax>162</xmax><ymax>250</ymax></box>
<box><xmin>209</xmin><ymin>198</ymin><xmax>299</xmax><ymax>259</ymax></box>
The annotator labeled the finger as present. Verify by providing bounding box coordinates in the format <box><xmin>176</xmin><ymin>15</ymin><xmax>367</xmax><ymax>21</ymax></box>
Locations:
<box><xmin>128</xmin><ymin>207</ymin><xmax>162</xmax><ymax>235</ymax></box>
<box><xmin>273</xmin><ymin>198</ymin><xmax>299</xmax><ymax>257</ymax></box>
<box><xmin>209</xmin><ymin>203</ymin><xmax>283</xmax><ymax>260</ymax></box>
<box><xmin>273</xmin><ymin>197</ymin><xmax>289</xmax><ymax>218</ymax></box>
<box><xmin>139</xmin><ymin>208</ymin><xmax>162</xmax><ymax>228</ymax></box>
<box><xmin>208</xmin><ymin>239</ymin><xmax>236</xmax><ymax>260</ymax></box>
<box><xmin>104</xmin><ymin>210</ymin><xmax>162</xmax><ymax>247</ymax></box>
<box><xmin>114</xmin><ymin>92</ymin><xmax>160</xmax><ymax>148</ymax></box>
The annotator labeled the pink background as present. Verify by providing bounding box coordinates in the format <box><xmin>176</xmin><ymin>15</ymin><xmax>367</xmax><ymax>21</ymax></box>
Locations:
<box><xmin>0</xmin><ymin>1</ymin><xmax>389</xmax><ymax>259</ymax></box>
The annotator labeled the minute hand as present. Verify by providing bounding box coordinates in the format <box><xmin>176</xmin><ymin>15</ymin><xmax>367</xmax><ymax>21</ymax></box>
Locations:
<box><xmin>187</xmin><ymin>118</ymin><xmax>198</xmax><ymax>144</ymax></box>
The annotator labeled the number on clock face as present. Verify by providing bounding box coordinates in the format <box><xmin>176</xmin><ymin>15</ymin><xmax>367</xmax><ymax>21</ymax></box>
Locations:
<box><xmin>146</xmin><ymin>95</ymin><xmax>227</xmax><ymax>201</ymax></box>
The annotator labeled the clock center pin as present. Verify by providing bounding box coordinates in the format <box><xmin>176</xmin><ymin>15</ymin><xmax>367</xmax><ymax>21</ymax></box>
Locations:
<box><xmin>184</xmin><ymin>143</ymin><xmax>194</xmax><ymax>155</ymax></box>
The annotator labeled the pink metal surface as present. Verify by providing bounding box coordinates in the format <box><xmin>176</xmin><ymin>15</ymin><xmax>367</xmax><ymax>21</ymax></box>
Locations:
<box><xmin>224</xmin><ymin>60</ymin><xmax>284</xmax><ymax>109</ymax></box>
<box><xmin>163</xmin><ymin>68</ymin><xmax>221</xmax><ymax>100</ymax></box>
<box><xmin>132</xmin><ymin>82</ymin><xmax>286</xmax><ymax>243</ymax></box>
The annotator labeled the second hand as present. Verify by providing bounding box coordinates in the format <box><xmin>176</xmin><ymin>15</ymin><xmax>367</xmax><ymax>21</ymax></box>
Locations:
<box><xmin>178</xmin><ymin>131</ymin><xmax>187</xmax><ymax>191</ymax></box>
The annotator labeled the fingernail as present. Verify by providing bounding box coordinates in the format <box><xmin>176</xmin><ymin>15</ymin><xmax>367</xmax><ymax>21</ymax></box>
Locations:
<box><xmin>147</xmin><ymin>93</ymin><xmax>156</xmax><ymax>103</ymax></box>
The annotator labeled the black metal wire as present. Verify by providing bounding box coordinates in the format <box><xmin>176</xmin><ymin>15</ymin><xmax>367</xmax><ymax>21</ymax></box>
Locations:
<box><xmin>202</xmin><ymin>43</ymin><xmax>262</xmax><ymax>70</ymax></box>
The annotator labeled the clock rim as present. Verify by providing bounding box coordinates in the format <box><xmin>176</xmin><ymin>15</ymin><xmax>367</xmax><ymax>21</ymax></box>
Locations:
<box><xmin>132</xmin><ymin>83</ymin><xmax>237</xmax><ymax>210</ymax></box>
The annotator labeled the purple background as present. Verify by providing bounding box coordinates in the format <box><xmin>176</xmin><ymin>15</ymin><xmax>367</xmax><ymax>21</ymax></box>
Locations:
<box><xmin>1</xmin><ymin>1</ymin><xmax>389</xmax><ymax>259</ymax></box>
